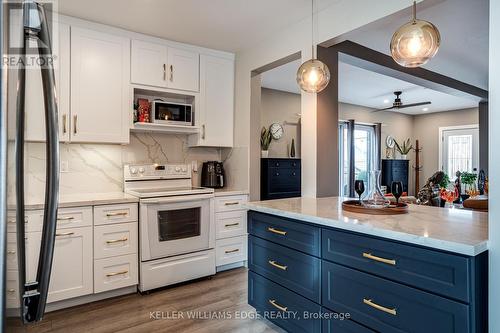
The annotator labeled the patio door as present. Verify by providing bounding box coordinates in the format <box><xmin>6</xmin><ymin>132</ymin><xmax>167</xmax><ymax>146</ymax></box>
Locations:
<box><xmin>440</xmin><ymin>126</ymin><xmax>479</xmax><ymax>177</ymax></box>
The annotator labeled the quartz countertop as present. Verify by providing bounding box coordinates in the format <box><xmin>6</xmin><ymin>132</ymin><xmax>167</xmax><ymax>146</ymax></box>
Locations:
<box><xmin>245</xmin><ymin>197</ymin><xmax>488</xmax><ymax>256</ymax></box>
<box><xmin>21</xmin><ymin>192</ymin><xmax>139</xmax><ymax>210</ymax></box>
<box><xmin>214</xmin><ymin>189</ymin><xmax>249</xmax><ymax>197</ymax></box>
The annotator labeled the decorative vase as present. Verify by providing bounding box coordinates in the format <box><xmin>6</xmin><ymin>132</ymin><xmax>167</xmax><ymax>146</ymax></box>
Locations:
<box><xmin>400</xmin><ymin>154</ymin><xmax>407</xmax><ymax>160</ymax></box>
<box><xmin>261</xmin><ymin>150</ymin><xmax>269</xmax><ymax>158</ymax></box>
<box><xmin>362</xmin><ymin>170</ymin><xmax>391</xmax><ymax>208</ymax></box>
<box><xmin>290</xmin><ymin>139</ymin><xmax>296</xmax><ymax>158</ymax></box>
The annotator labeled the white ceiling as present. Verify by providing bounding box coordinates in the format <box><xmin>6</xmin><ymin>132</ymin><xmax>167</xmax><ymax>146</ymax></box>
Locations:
<box><xmin>57</xmin><ymin>0</ymin><xmax>335</xmax><ymax>52</ymax></box>
<box><xmin>339</xmin><ymin>0</ymin><xmax>489</xmax><ymax>90</ymax></box>
<box><xmin>261</xmin><ymin>60</ymin><xmax>480</xmax><ymax>115</ymax></box>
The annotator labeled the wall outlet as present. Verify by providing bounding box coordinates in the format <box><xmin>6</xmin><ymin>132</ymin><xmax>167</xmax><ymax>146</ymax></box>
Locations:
<box><xmin>60</xmin><ymin>160</ymin><xmax>69</xmax><ymax>173</ymax></box>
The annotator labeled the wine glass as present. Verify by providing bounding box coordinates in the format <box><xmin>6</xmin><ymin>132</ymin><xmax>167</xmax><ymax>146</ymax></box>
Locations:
<box><xmin>354</xmin><ymin>180</ymin><xmax>365</xmax><ymax>204</ymax></box>
<box><xmin>391</xmin><ymin>181</ymin><xmax>404</xmax><ymax>205</ymax></box>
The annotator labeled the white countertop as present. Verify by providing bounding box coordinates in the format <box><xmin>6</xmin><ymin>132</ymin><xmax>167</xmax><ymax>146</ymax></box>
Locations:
<box><xmin>22</xmin><ymin>192</ymin><xmax>139</xmax><ymax>210</ymax></box>
<box><xmin>214</xmin><ymin>189</ymin><xmax>249</xmax><ymax>197</ymax></box>
<box><xmin>245</xmin><ymin>197</ymin><xmax>488</xmax><ymax>256</ymax></box>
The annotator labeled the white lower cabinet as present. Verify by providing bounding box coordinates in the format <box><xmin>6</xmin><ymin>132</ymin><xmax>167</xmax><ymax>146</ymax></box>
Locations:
<box><xmin>216</xmin><ymin>235</ymin><xmax>247</xmax><ymax>266</ymax></box>
<box><xmin>94</xmin><ymin>254</ymin><xmax>138</xmax><ymax>293</ymax></box>
<box><xmin>94</xmin><ymin>222</ymin><xmax>138</xmax><ymax>259</ymax></box>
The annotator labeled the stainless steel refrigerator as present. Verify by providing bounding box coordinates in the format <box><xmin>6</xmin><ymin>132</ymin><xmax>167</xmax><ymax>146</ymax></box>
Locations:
<box><xmin>1</xmin><ymin>1</ymin><xmax>60</xmax><ymax>330</ymax></box>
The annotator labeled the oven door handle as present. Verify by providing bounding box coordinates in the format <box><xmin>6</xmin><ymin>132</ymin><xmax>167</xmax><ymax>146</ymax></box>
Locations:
<box><xmin>140</xmin><ymin>193</ymin><xmax>214</xmax><ymax>204</ymax></box>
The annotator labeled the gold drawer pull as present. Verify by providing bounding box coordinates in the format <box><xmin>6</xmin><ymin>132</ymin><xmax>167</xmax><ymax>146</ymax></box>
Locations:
<box><xmin>106</xmin><ymin>270</ymin><xmax>128</xmax><ymax>277</ymax></box>
<box><xmin>57</xmin><ymin>216</ymin><xmax>75</xmax><ymax>221</ymax></box>
<box><xmin>363</xmin><ymin>252</ymin><xmax>396</xmax><ymax>266</ymax></box>
<box><xmin>8</xmin><ymin>289</ymin><xmax>16</xmax><ymax>293</ymax></box>
<box><xmin>268</xmin><ymin>299</ymin><xmax>288</xmax><ymax>312</ymax></box>
<box><xmin>7</xmin><ymin>250</ymin><xmax>16</xmax><ymax>254</ymax></box>
<box><xmin>225</xmin><ymin>222</ymin><xmax>240</xmax><ymax>227</ymax></box>
<box><xmin>106</xmin><ymin>237</ymin><xmax>128</xmax><ymax>244</ymax></box>
<box><xmin>56</xmin><ymin>232</ymin><xmax>74</xmax><ymax>237</ymax></box>
<box><xmin>363</xmin><ymin>298</ymin><xmax>397</xmax><ymax>316</ymax></box>
<box><xmin>225</xmin><ymin>248</ymin><xmax>240</xmax><ymax>254</ymax></box>
<box><xmin>268</xmin><ymin>260</ymin><xmax>288</xmax><ymax>271</ymax></box>
<box><xmin>106</xmin><ymin>212</ymin><xmax>128</xmax><ymax>217</ymax></box>
<box><xmin>224</xmin><ymin>202</ymin><xmax>240</xmax><ymax>206</ymax></box>
<box><xmin>267</xmin><ymin>227</ymin><xmax>287</xmax><ymax>236</ymax></box>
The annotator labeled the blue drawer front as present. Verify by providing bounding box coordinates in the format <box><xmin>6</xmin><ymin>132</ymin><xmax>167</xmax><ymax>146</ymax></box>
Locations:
<box><xmin>248</xmin><ymin>235</ymin><xmax>321</xmax><ymax>302</ymax></box>
<box><xmin>322</xmin><ymin>229</ymin><xmax>471</xmax><ymax>302</ymax></box>
<box><xmin>322</xmin><ymin>261</ymin><xmax>469</xmax><ymax>333</ymax></box>
<box><xmin>248</xmin><ymin>271</ymin><xmax>322</xmax><ymax>333</ymax></box>
<box><xmin>248</xmin><ymin>211</ymin><xmax>320</xmax><ymax>257</ymax></box>
<box><xmin>322</xmin><ymin>309</ymin><xmax>375</xmax><ymax>333</ymax></box>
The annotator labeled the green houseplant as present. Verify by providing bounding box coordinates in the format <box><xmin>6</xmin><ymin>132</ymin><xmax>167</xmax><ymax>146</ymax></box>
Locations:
<box><xmin>460</xmin><ymin>171</ymin><xmax>477</xmax><ymax>199</ymax></box>
<box><xmin>439</xmin><ymin>172</ymin><xmax>450</xmax><ymax>189</ymax></box>
<box><xmin>260</xmin><ymin>126</ymin><xmax>272</xmax><ymax>158</ymax></box>
<box><xmin>394</xmin><ymin>138</ymin><xmax>413</xmax><ymax>160</ymax></box>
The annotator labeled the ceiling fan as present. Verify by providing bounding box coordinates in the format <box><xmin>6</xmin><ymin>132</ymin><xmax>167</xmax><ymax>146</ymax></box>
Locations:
<box><xmin>373</xmin><ymin>91</ymin><xmax>431</xmax><ymax>112</ymax></box>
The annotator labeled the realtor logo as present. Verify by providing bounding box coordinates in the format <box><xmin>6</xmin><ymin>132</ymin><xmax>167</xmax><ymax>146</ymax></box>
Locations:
<box><xmin>2</xmin><ymin>0</ymin><xmax>59</xmax><ymax>69</ymax></box>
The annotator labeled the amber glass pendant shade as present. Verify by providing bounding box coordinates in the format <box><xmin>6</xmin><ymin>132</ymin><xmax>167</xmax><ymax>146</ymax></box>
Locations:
<box><xmin>390</xmin><ymin>2</ymin><xmax>441</xmax><ymax>68</ymax></box>
<box><xmin>296</xmin><ymin>59</ymin><xmax>330</xmax><ymax>93</ymax></box>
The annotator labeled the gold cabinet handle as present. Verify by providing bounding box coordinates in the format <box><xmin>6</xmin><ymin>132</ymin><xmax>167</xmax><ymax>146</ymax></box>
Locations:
<box><xmin>225</xmin><ymin>248</ymin><xmax>240</xmax><ymax>254</ymax></box>
<box><xmin>224</xmin><ymin>222</ymin><xmax>239</xmax><ymax>227</ymax></box>
<box><xmin>8</xmin><ymin>289</ymin><xmax>16</xmax><ymax>293</ymax></box>
<box><xmin>267</xmin><ymin>227</ymin><xmax>287</xmax><ymax>236</ymax></box>
<box><xmin>163</xmin><ymin>64</ymin><xmax>167</xmax><ymax>81</ymax></box>
<box><xmin>268</xmin><ymin>299</ymin><xmax>288</xmax><ymax>312</ymax></box>
<box><xmin>268</xmin><ymin>260</ymin><xmax>287</xmax><ymax>271</ymax></box>
<box><xmin>57</xmin><ymin>216</ymin><xmax>75</xmax><ymax>221</ymax></box>
<box><xmin>56</xmin><ymin>232</ymin><xmax>75</xmax><ymax>237</ymax></box>
<box><xmin>224</xmin><ymin>201</ymin><xmax>240</xmax><ymax>206</ymax></box>
<box><xmin>106</xmin><ymin>237</ymin><xmax>128</xmax><ymax>244</ymax></box>
<box><xmin>62</xmin><ymin>114</ymin><xmax>67</xmax><ymax>134</ymax></box>
<box><xmin>201</xmin><ymin>124</ymin><xmax>206</xmax><ymax>140</ymax></box>
<box><xmin>106</xmin><ymin>270</ymin><xmax>128</xmax><ymax>277</ymax></box>
<box><xmin>169</xmin><ymin>65</ymin><xmax>173</xmax><ymax>81</ymax></box>
<box><xmin>363</xmin><ymin>252</ymin><xmax>396</xmax><ymax>266</ymax></box>
<box><xmin>106</xmin><ymin>211</ymin><xmax>128</xmax><ymax>217</ymax></box>
<box><xmin>73</xmin><ymin>115</ymin><xmax>77</xmax><ymax>135</ymax></box>
<box><xmin>363</xmin><ymin>298</ymin><xmax>397</xmax><ymax>316</ymax></box>
<box><xmin>7</xmin><ymin>250</ymin><xmax>16</xmax><ymax>254</ymax></box>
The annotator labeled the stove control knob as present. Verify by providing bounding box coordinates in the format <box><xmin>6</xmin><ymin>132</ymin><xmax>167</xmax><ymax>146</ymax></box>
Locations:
<box><xmin>175</xmin><ymin>166</ymin><xmax>181</xmax><ymax>172</ymax></box>
<box><xmin>130</xmin><ymin>167</ymin><xmax>138</xmax><ymax>175</ymax></box>
<box><xmin>138</xmin><ymin>167</ymin><xmax>145</xmax><ymax>174</ymax></box>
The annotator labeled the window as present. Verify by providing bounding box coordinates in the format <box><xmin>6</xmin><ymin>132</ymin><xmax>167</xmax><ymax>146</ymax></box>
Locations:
<box><xmin>440</xmin><ymin>126</ymin><xmax>479</xmax><ymax>178</ymax></box>
<box><xmin>339</xmin><ymin>122</ymin><xmax>377</xmax><ymax>196</ymax></box>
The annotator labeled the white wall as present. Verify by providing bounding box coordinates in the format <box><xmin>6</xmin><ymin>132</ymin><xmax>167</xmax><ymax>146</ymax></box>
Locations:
<box><xmin>489</xmin><ymin>0</ymin><xmax>500</xmax><ymax>331</ymax></box>
<box><xmin>232</xmin><ymin>0</ymin><xmax>417</xmax><ymax>199</ymax></box>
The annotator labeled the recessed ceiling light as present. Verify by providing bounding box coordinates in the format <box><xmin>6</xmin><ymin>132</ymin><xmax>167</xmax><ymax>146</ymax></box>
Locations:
<box><xmin>383</xmin><ymin>99</ymin><xmax>390</xmax><ymax>104</ymax></box>
<box><xmin>422</xmin><ymin>107</ymin><xmax>429</xmax><ymax>111</ymax></box>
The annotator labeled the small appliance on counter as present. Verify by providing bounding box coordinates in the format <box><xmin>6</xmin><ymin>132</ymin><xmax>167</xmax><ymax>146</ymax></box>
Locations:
<box><xmin>201</xmin><ymin>161</ymin><xmax>225</xmax><ymax>188</ymax></box>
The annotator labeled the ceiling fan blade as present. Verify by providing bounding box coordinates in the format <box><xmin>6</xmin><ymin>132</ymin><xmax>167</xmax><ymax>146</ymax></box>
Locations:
<box><xmin>372</xmin><ymin>106</ymin><xmax>396</xmax><ymax>112</ymax></box>
<box><xmin>398</xmin><ymin>101</ymin><xmax>431</xmax><ymax>109</ymax></box>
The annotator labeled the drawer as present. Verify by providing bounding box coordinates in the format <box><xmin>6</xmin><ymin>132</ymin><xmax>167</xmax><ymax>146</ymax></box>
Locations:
<box><xmin>322</xmin><ymin>311</ymin><xmax>375</xmax><ymax>333</ymax></box>
<box><xmin>215</xmin><ymin>195</ymin><xmax>248</xmax><ymax>212</ymax></box>
<box><xmin>216</xmin><ymin>210</ymin><xmax>247</xmax><ymax>239</ymax></box>
<box><xmin>248</xmin><ymin>271</ymin><xmax>321</xmax><ymax>333</ymax></box>
<box><xmin>266</xmin><ymin>159</ymin><xmax>301</xmax><ymax>169</ymax></box>
<box><xmin>56</xmin><ymin>206</ymin><xmax>93</xmax><ymax>229</ymax></box>
<box><xmin>216</xmin><ymin>235</ymin><xmax>247</xmax><ymax>266</ymax></box>
<box><xmin>322</xmin><ymin>261</ymin><xmax>469</xmax><ymax>333</ymax></box>
<box><xmin>94</xmin><ymin>203</ymin><xmax>138</xmax><ymax>226</ymax></box>
<box><xmin>248</xmin><ymin>211</ymin><xmax>320</xmax><ymax>257</ymax></box>
<box><xmin>6</xmin><ymin>233</ymin><xmax>18</xmax><ymax>271</ymax></box>
<box><xmin>249</xmin><ymin>235</ymin><xmax>320</xmax><ymax>302</ymax></box>
<box><xmin>94</xmin><ymin>253</ymin><xmax>138</xmax><ymax>293</ymax></box>
<box><xmin>322</xmin><ymin>229</ymin><xmax>470</xmax><ymax>302</ymax></box>
<box><xmin>6</xmin><ymin>271</ymin><xmax>20</xmax><ymax>309</ymax></box>
<box><xmin>94</xmin><ymin>222</ymin><xmax>138</xmax><ymax>259</ymax></box>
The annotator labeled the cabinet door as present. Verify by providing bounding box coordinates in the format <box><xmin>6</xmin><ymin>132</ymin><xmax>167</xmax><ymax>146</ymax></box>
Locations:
<box><xmin>196</xmin><ymin>55</ymin><xmax>234</xmax><ymax>147</ymax></box>
<box><xmin>26</xmin><ymin>227</ymin><xmax>93</xmax><ymax>303</ymax></box>
<box><xmin>71</xmin><ymin>27</ymin><xmax>130</xmax><ymax>143</ymax></box>
<box><xmin>130</xmin><ymin>40</ymin><xmax>168</xmax><ymax>87</ymax></box>
<box><xmin>8</xmin><ymin>23</ymin><xmax>70</xmax><ymax>142</ymax></box>
<box><xmin>167</xmin><ymin>47</ymin><xmax>199</xmax><ymax>92</ymax></box>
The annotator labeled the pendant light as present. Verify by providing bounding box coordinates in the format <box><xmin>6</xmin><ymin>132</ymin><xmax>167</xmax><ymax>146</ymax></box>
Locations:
<box><xmin>296</xmin><ymin>0</ymin><xmax>330</xmax><ymax>93</ymax></box>
<box><xmin>390</xmin><ymin>1</ymin><xmax>441</xmax><ymax>68</ymax></box>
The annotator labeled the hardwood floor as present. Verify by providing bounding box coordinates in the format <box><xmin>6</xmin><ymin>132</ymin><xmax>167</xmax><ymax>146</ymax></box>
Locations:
<box><xmin>7</xmin><ymin>268</ymin><xmax>284</xmax><ymax>333</ymax></box>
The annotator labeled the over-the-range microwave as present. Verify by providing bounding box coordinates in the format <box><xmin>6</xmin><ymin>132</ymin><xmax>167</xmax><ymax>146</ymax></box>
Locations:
<box><xmin>151</xmin><ymin>100</ymin><xmax>193</xmax><ymax>126</ymax></box>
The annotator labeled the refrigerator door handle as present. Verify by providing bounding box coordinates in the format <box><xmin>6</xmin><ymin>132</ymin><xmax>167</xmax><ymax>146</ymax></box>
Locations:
<box><xmin>15</xmin><ymin>2</ymin><xmax>60</xmax><ymax>324</ymax></box>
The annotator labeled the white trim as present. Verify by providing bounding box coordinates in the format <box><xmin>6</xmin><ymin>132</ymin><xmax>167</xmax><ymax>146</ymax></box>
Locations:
<box><xmin>438</xmin><ymin>124</ymin><xmax>479</xmax><ymax>172</ymax></box>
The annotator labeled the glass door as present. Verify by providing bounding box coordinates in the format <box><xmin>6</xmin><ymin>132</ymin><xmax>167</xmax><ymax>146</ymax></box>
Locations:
<box><xmin>158</xmin><ymin>207</ymin><xmax>201</xmax><ymax>241</ymax></box>
<box><xmin>441</xmin><ymin>126</ymin><xmax>479</xmax><ymax>177</ymax></box>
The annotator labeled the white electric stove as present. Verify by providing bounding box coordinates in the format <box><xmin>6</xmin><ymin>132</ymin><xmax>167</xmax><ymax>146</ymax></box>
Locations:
<box><xmin>124</xmin><ymin>163</ymin><xmax>216</xmax><ymax>292</ymax></box>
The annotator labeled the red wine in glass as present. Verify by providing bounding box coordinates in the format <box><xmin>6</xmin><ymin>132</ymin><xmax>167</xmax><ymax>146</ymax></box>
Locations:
<box><xmin>354</xmin><ymin>180</ymin><xmax>365</xmax><ymax>204</ymax></box>
<box><xmin>391</xmin><ymin>181</ymin><xmax>404</xmax><ymax>205</ymax></box>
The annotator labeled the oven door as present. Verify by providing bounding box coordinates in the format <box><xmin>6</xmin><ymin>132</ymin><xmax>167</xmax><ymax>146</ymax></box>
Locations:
<box><xmin>140</xmin><ymin>194</ymin><xmax>213</xmax><ymax>261</ymax></box>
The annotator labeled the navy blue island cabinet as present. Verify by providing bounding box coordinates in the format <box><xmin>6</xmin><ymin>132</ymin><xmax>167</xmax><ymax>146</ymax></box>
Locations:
<box><xmin>247</xmin><ymin>210</ymin><xmax>488</xmax><ymax>333</ymax></box>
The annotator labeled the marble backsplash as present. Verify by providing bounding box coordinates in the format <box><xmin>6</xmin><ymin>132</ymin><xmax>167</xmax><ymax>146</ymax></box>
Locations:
<box><xmin>9</xmin><ymin>133</ymin><xmax>248</xmax><ymax>201</ymax></box>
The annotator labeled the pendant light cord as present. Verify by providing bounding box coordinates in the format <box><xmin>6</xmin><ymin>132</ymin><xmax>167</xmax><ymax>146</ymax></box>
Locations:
<box><xmin>311</xmin><ymin>0</ymin><xmax>315</xmax><ymax>59</ymax></box>
<box><xmin>412</xmin><ymin>1</ymin><xmax>417</xmax><ymax>23</ymax></box>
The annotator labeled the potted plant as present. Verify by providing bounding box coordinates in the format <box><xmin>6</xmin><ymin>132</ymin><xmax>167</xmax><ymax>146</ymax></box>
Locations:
<box><xmin>394</xmin><ymin>138</ymin><xmax>413</xmax><ymax>160</ymax></box>
<box><xmin>438</xmin><ymin>173</ymin><xmax>450</xmax><ymax>207</ymax></box>
<box><xmin>260</xmin><ymin>126</ymin><xmax>272</xmax><ymax>158</ymax></box>
<box><xmin>460</xmin><ymin>171</ymin><xmax>477</xmax><ymax>201</ymax></box>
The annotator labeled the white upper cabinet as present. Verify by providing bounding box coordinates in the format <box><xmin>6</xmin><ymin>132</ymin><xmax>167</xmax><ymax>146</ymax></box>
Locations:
<box><xmin>71</xmin><ymin>27</ymin><xmax>130</xmax><ymax>143</ymax></box>
<box><xmin>131</xmin><ymin>40</ymin><xmax>199</xmax><ymax>92</ymax></box>
<box><xmin>167</xmin><ymin>47</ymin><xmax>199</xmax><ymax>92</ymax></box>
<box><xmin>131</xmin><ymin>40</ymin><xmax>168</xmax><ymax>88</ymax></box>
<box><xmin>191</xmin><ymin>54</ymin><xmax>234</xmax><ymax>147</ymax></box>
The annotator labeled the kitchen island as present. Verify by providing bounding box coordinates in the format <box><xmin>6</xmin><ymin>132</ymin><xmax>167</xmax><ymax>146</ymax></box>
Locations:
<box><xmin>245</xmin><ymin>197</ymin><xmax>488</xmax><ymax>333</ymax></box>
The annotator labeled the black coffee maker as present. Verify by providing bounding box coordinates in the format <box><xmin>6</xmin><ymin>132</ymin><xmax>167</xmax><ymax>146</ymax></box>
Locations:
<box><xmin>201</xmin><ymin>161</ymin><xmax>225</xmax><ymax>188</ymax></box>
